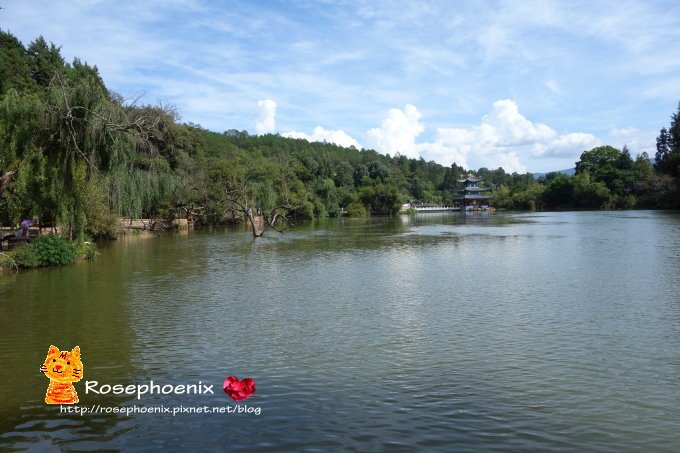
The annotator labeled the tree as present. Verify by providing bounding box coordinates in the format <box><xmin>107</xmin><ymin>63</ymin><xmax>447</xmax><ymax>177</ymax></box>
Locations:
<box><xmin>223</xmin><ymin>175</ymin><xmax>297</xmax><ymax>237</ymax></box>
<box><xmin>367</xmin><ymin>161</ymin><xmax>389</xmax><ymax>181</ymax></box>
<box><xmin>618</xmin><ymin>145</ymin><xmax>633</xmax><ymax>171</ymax></box>
<box><xmin>0</xmin><ymin>29</ymin><xmax>38</xmax><ymax>95</ymax></box>
<box><xmin>0</xmin><ymin>50</ymin><xmax>181</xmax><ymax>239</ymax></box>
<box><xmin>353</xmin><ymin>164</ymin><xmax>368</xmax><ymax>186</ymax></box>
<box><xmin>511</xmin><ymin>182</ymin><xmax>545</xmax><ymax>210</ymax></box>
<box><xmin>491</xmin><ymin>184</ymin><xmax>511</xmax><ymax>208</ymax></box>
<box><xmin>26</xmin><ymin>36</ymin><xmax>65</xmax><ymax>88</ymax></box>
<box><xmin>634</xmin><ymin>152</ymin><xmax>654</xmax><ymax>180</ymax></box>
<box><xmin>573</xmin><ymin>172</ymin><xmax>611</xmax><ymax>208</ymax></box>
<box><xmin>333</xmin><ymin>161</ymin><xmax>354</xmax><ymax>187</ymax></box>
<box><xmin>655</xmin><ymin>127</ymin><xmax>672</xmax><ymax>173</ymax></box>
<box><xmin>575</xmin><ymin>145</ymin><xmax>636</xmax><ymax>200</ymax></box>
<box><xmin>649</xmin><ymin>102</ymin><xmax>680</xmax><ymax>208</ymax></box>
<box><xmin>575</xmin><ymin>146</ymin><xmax>622</xmax><ymax>176</ymax></box>
<box><xmin>359</xmin><ymin>183</ymin><xmax>402</xmax><ymax>215</ymax></box>
<box><xmin>670</xmin><ymin>102</ymin><xmax>680</xmax><ymax>154</ymax></box>
<box><xmin>542</xmin><ymin>174</ymin><xmax>574</xmax><ymax>209</ymax></box>
<box><xmin>410</xmin><ymin>177</ymin><xmax>433</xmax><ymax>202</ymax></box>
<box><xmin>317</xmin><ymin>178</ymin><xmax>340</xmax><ymax>217</ymax></box>
<box><xmin>655</xmin><ymin>103</ymin><xmax>680</xmax><ymax>177</ymax></box>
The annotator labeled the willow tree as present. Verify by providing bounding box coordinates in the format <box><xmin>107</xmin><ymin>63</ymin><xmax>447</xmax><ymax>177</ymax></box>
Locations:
<box><xmin>0</xmin><ymin>54</ymin><xmax>176</xmax><ymax>239</ymax></box>
<box><xmin>0</xmin><ymin>89</ymin><xmax>52</xmax><ymax>226</ymax></box>
<box><xmin>107</xmin><ymin>165</ymin><xmax>177</xmax><ymax>228</ymax></box>
<box><xmin>39</xmin><ymin>64</ymin><xmax>147</xmax><ymax>239</ymax></box>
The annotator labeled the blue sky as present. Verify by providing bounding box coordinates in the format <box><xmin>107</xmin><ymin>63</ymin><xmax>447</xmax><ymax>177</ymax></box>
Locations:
<box><xmin>3</xmin><ymin>0</ymin><xmax>679</xmax><ymax>172</ymax></box>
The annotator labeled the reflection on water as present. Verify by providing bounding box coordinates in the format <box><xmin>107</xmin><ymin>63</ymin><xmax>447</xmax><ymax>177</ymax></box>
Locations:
<box><xmin>1</xmin><ymin>211</ymin><xmax>680</xmax><ymax>451</ymax></box>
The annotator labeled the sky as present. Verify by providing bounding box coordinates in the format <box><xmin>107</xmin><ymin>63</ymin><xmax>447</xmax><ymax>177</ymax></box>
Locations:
<box><xmin>2</xmin><ymin>0</ymin><xmax>679</xmax><ymax>173</ymax></box>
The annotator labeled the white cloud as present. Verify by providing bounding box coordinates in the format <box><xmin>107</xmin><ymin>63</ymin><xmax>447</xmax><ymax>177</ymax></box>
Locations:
<box><xmin>484</xmin><ymin>99</ymin><xmax>556</xmax><ymax>145</ymax></box>
<box><xmin>283</xmin><ymin>126</ymin><xmax>362</xmax><ymax>149</ymax></box>
<box><xmin>365</xmin><ymin>104</ymin><xmax>425</xmax><ymax>158</ymax></box>
<box><xmin>272</xmin><ymin>99</ymin><xmax>601</xmax><ymax>173</ymax></box>
<box><xmin>416</xmin><ymin>128</ymin><xmax>473</xmax><ymax>169</ymax></box>
<box><xmin>255</xmin><ymin>99</ymin><xmax>277</xmax><ymax>135</ymax></box>
<box><xmin>531</xmin><ymin>133</ymin><xmax>601</xmax><ymax>158</ymax></box>
<box><xmin>255</xmin><ymin>98</ymin><xmax>602</xmax><ymax>173</ymax></box>
<box><xmin>418</xmin><ymin>99</ymin><xmax>600</xmax><ymax>173</ymax></box>
<box><xmin>4</xmin><ymin>1</ymin><xmax>674</xmax><ymax>143</ymax></box>
<box><xmin>608</xmin><ymin>129</ymin><xmax>657</xmax><ymax>158</ymax></box>
<box><xmin>610</xmin><ymin>127</ymin><xmax>639</xmax><ymax>137</ymax></box>
<box><xmin>418</xmin><ymin>126</ymin><xmax>530</xmax><ymax>173</ymax></box>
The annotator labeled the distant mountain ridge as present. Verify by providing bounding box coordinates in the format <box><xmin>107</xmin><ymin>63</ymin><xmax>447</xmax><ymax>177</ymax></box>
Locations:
<box><xmin>533</xmin><ymin>168</ymin><xmax>576</xmax><ymax>179</ymax></box>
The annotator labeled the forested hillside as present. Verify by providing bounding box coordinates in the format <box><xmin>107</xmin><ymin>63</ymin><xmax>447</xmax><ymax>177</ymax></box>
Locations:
<box><xmin>1</xmin><ymin>31</ymin><xmax>678</xmax><ymax>241</ymax></box>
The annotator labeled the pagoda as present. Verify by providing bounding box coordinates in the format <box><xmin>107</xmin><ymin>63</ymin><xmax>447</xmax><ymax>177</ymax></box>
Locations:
<box><xmin>452</xmin><ymin>174</ymin><xmax>492</xmax><ymax>211</ymax></box>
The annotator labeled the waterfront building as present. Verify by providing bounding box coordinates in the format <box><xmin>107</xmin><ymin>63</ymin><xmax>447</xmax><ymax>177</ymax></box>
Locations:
<box><xmin>452</xmin><ymin>174</ymin><xmax>492</xmax><ymax>211</ymax></box>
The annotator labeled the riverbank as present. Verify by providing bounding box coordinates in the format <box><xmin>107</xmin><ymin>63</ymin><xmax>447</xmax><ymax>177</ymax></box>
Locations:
<box><xmin>0</xmin><ymin>234</ymin><xmax>96</xmax><ymax>272</ymax></box>
<box><xmin>0</xmin><ymin>216</ymin><xmax>187</xmax><ymax>271</ymax></box>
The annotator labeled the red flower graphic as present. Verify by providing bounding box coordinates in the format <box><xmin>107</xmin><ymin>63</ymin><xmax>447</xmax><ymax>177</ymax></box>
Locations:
<box><xmin>223</xmin><ymin>376</ymin><xmax>256</xmax><ymax>401</ymax></box>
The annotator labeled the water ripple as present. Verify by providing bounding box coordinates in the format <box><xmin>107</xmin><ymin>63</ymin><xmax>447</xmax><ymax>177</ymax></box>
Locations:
<box><xmin>1</xmin><ymin>212</ymin><xmax>680</xmax><ymax>451</ymax></box>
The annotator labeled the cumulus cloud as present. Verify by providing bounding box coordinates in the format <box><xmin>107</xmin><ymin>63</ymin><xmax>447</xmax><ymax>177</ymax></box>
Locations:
<box><xmin>255</xmin><ymin>99</ymin><xmax>277</xmax><ymax>135</ymax></box>
<box><xmin>417</xmin><ymin>128</ymin><xmax>474</xmax><ymax>170</ymax></box>
<box><xmin>484</xmin><ymin>99</ymin><xmax>556</xmax><ymax>145</ymax></box>
<box><xmin>275</xmin><ymin>99</ymin><xmax>599</xmax><ymax>173</ymax></box>
<box><xmin>419</xmin><ymin>125</ymin><xmax>529</xmax><ymax>173</ymax></box>
<box><xmin>283</xmin><ymin>126</ymin><xmax>362</xmax><ymax>149</ymax></box>
<box><xmin>531</xmin><ymin>133</ymin><xmax>600</xmax><ymax>158</ymax></box>
<box><xmin>418</xmin><ymin>99</ymin><xmax>600</xmax><ymax>173</ymax></box>
<box><xmin>365</xmin><ymin>104</ymin><xmax>425</xmax><ymax>158</ymax></box>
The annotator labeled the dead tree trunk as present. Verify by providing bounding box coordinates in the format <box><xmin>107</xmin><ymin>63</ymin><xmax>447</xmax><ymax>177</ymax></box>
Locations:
<box><xmin>225</xmin><ymin>183</ymin><xmax>262</xmax><ymax>238</ymax></box>
<box><xmin>246</xmin><ymin>209</ymin><xmax>265</xmax><ymax>237</ymax></box>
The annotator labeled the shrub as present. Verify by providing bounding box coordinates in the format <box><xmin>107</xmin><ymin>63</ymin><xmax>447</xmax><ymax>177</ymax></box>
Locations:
<box><xmin>77</xmin><ymin>241</ymin><xmax>98</xmax><ymax>260</ymax></box>
<box><xmin>0</xmin><ymin>251</ymin><xmax>19</xmax><ymax>271</ymax></box>
<box><xmin>15</xmin><ymin>235</ymin><xmax>78</xmax><ymax>268</ymax></box>
<box><xmin>14</xmin><ymin>244</ymin><xmax>41</xmax><ymax>268</ymax></box>
<box><xmin>293</xmin><ymin>201</ymin><xmax>315</xmax><ymax>220</ymax></box>
<box><xmin>86</xmin><ymin>211</ymin><xmax>119</xmax><ymax>240</ymax></box>
<box><xmin>346</xmin><ymin>201</ymin><xmax>367</xmax><ymax>217</ymax></box>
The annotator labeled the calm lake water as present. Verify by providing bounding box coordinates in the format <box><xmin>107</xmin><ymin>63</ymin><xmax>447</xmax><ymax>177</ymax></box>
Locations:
<box><xmin>1</xmin><ymin>211</ymin><xmax>679</xmax><ymax>452</ymax></box>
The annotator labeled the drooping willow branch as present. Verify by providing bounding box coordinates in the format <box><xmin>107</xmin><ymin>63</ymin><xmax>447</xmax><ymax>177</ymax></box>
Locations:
<box><xmin>48</xmin><ymin>74</ymin><xmax>169</xmax><ymax>174</ymax></box>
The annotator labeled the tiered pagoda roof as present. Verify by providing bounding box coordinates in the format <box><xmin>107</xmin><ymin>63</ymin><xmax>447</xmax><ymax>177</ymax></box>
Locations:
<box><xmin>452</xmin><ymin>174</ymin><xmax>492</xmax><ymax>201</ymax></box>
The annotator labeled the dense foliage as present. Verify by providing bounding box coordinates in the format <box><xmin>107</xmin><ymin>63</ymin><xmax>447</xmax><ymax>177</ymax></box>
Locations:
<box><xmin>14</xmin><ymin>235</ymin><xmax>76</xmax><ymax>267</ymax></box>
<box><xmin>1</xmin><ymin>31</ymin><xmax>678</xmax><ymax>243</ymax></box>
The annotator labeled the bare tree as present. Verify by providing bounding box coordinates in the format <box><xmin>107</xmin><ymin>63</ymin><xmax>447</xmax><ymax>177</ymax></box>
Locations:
<box><xmin>224</xmin><ymin>177</ymin><xmax>297</xmax><ymax>238</ymax></box>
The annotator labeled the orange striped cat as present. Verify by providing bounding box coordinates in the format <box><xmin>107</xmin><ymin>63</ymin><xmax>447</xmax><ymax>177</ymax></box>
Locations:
<box><xmin>40</xmin><ymin>345</ymin><xmax>83</xmax><ymax>404</ymax></box>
